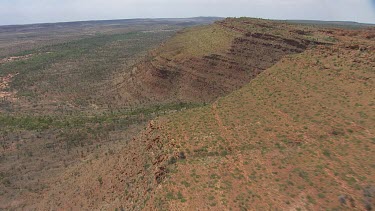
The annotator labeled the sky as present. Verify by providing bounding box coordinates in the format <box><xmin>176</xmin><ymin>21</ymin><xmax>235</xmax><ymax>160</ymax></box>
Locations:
<box><xmin>1</xmin><ymin>0</ymin><xmax>375</xmax><ymax>25</ymax></box>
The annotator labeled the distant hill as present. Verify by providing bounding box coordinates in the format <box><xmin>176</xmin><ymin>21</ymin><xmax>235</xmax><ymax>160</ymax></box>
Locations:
<box><xmin>285</xmin><ymin>19</ymin><xmax>375</xmax><ymax>28</ymax></box>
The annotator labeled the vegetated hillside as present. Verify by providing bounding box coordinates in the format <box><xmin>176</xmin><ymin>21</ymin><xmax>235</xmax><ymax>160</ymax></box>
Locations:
<box><xmin>34</xmin><ymin>18</ymin><xmax>375</xmax><ymax>210</ymax></box>
<box><xmin>114</xmin><ymin>18</ymin><xmax>329</xmax><ymax>106</ymax></box>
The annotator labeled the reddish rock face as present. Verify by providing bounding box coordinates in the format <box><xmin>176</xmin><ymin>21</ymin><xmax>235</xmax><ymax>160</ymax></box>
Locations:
<box><xmin>119</xmin><ymin>19</ymin><xmax>322</xmax><ymax>106</ymax></box>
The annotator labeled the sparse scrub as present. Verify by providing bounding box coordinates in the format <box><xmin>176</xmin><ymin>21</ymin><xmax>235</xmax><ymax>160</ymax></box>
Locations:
<box><xmin>1</xmin><ymin>17</ymin><xmax>374</xmax><ymax>211</ymax></box>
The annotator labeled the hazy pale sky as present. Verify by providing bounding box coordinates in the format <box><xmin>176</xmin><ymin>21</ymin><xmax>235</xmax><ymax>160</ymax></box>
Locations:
<box><xmin>1</xmin><ymin>0</ymin><xmax>375</xmax><ymax>25</ymax></box>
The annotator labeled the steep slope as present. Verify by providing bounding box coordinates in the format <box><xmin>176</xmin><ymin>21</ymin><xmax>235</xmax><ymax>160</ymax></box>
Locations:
<box><xmin>35</xmin><ymin>19</ymin><xmax>375</xmax><ymax>210</ymax></box>
<box><xmin>113</xmin><ymin>18</ymin><xmax>324</xmax><ymax>106</ymax></box>
<box><xmin>142</xmin><ymin>29</ymin><xmax>374</xmax><ymax>210</ymax></box>
<box><xmin>142</xmin><ymin>29</ymin><xmax>375</xmax><ymax>210</ymax></box>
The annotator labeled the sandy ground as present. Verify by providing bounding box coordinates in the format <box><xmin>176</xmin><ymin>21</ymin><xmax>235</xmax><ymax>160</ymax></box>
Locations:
<box><xmin>0</xmin><ymin>73</ymin><xmax>18</xmax><ymax>98</ymax></box>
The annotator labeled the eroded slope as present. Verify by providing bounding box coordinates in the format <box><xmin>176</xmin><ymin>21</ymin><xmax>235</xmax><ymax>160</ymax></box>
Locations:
<box><xmin>144</xmin><ymin>30</ymin><xmax>375</xmax><ymax>210</ymax></box>
<box><xmin>114</xmin><ymin>18</ymin><xmax>326</xmax><ymax>106</ymax></box>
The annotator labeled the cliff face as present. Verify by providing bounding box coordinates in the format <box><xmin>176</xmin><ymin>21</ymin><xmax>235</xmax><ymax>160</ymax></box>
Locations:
<box><xmin>114</xmin><ymin>18</ymin><xmax>323</xmax><ymax>106</ymax></box>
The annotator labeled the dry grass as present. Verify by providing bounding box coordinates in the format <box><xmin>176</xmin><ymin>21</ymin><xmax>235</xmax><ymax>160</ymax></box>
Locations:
<box><xmin>144</xmin><ymin>25</ymin><xmax>375</xmax><ymax>210</ymax></box>
<box><xmin>157</xmin><ymin>24</ymin><xmax>240</xmax><ymax>59</ymax></box>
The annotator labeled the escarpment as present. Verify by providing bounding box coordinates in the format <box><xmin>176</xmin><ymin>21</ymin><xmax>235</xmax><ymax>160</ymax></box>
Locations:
<box><xmin>113</xmin><ymin>18</ymin><xmax>325</xmax><ymax>107</ymax></box>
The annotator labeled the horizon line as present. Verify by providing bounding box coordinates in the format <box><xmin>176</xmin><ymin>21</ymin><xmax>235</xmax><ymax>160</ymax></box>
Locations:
<box><xmin>1</xmin><ymin>16</ymin><xmax>374</xmax><ymax>27</ymax></box>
